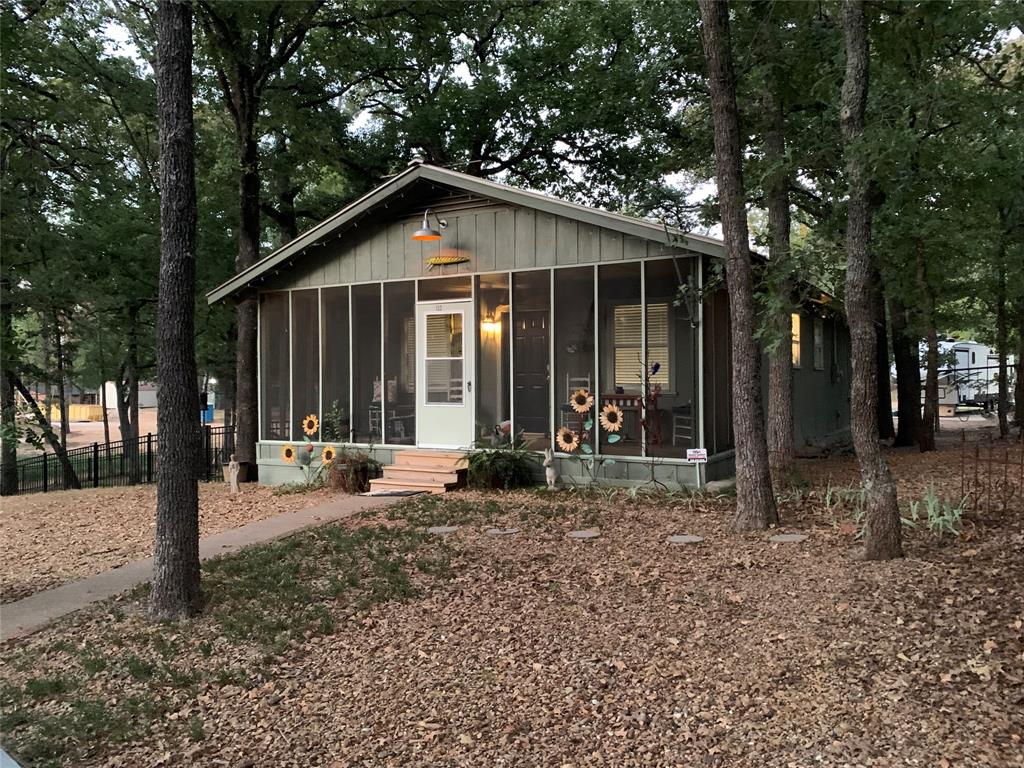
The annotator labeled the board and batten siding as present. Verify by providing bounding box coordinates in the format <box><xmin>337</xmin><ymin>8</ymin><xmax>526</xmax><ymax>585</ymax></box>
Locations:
<box><xmin>262</xmin><ymin>202</ymin><xmax>694</xmax><ymax>292</ymax></box>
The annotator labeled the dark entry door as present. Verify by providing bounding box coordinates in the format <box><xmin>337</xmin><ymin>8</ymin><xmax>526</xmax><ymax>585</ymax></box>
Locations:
<box><xmin>513</xmin><ymin>309</ymin><xmax>549</xmax><ymax>435</ymax></box>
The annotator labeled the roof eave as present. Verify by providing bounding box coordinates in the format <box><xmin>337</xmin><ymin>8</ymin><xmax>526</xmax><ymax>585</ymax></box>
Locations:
<box><xmin>206</xmin><ymin>163</ymin><xmax>729</xmax><ymax>304</ymax></box>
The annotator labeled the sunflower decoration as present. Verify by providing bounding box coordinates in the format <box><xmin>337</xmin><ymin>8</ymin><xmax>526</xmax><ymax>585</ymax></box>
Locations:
<box><xmin>599</xmin><ymin>403</ymin><xmax>624</xmax><ymax>433</ymax></box>
<box><xmin>280</xmin><ymin>444</ymin><xmax>297</xmax><ymax>463</ymax></box>
<box><xmin>569</xmin><ymin>388</ymin><xmax>594</xmax><ymax>414</ymax></box>
<box><xmin>302</xmin><ymin>413</ymin><xmax>320</xmax><ymax>436</ymax></box>
<box><xmin>321</xmin><ymin>445</ymin><xmax>337</xmax><ymax>464</ymax></box>
<box><xmin>555</xmin><ymin>426</ymin><xmax>580</xmax><ymax>453</ymax></box>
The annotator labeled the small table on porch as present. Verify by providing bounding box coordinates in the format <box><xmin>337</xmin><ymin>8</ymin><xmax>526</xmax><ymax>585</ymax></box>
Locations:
<box><xmin>600</xmin><ymin>393</ymin><xmax>642</xmax><ymax>442</ymax></box>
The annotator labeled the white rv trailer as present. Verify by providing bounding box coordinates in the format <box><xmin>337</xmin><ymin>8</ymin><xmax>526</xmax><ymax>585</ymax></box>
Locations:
<box><xmin>922</xmin><ymin>339</ymin><xmax>1016</xmax><ymax>416</ymax></box>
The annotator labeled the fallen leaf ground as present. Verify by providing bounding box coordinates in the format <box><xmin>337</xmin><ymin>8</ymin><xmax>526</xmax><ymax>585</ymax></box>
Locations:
<box><xmin>1</xmin><ymin>437</ymin><xmax>1022</xmax><ymax>767</ymax></box>
<box><xmin>0</xmin><ymin>484</ymin><xmax>333</xmax><ymax>602</ymax></box>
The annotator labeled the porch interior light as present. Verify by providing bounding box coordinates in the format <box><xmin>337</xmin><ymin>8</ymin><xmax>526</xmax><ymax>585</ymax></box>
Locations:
<box><xmin>412</xmin><ymin>208</ymin><xmax>447</xmax><ymax>241</ymax></box>
<box><xmin>481</xmin><ymin>313</ymin><xmax>501</xmax><ymax>334</ymax></box>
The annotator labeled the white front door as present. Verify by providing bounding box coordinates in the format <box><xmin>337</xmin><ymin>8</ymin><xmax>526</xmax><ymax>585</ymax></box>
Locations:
<box><xmin>416</xmin><ymin>300</ymin><xmax>474</xmax><ymax>448</ymax></box>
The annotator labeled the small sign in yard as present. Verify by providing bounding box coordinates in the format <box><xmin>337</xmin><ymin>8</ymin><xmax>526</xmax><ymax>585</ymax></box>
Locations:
<box><xmin>686</xmin><ymin>448</ymin><xmax>708</xmax><ymax>463</ymax></box>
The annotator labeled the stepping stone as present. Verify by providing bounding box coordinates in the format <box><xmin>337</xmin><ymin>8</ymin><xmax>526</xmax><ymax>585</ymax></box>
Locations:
<box><xmin>666</xmin><ymin>534</ymin><xmax>704</xmax><ymax>545</ymax></box>
<box><xmin>427</xmin><ymin>526</ymin><xmax>460</xmax><ymax>535</ymax></box>
<box><xmin>566</xmin><ymin>529</ymin><xmax>600</xmax><ymax>540</ymax></box>
<box><xmin>769</xmin><ymin>533</ymin><xmax>808</xmax><ymax>543</ymax></box>
<box><xmin>485</xmin><ymin>527</ymin><xmax>520</xmax><ymax>537</ymax></box>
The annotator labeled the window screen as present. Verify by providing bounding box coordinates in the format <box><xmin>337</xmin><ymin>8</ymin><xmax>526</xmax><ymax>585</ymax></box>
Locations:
<box><xmin>259</xmin><ymin>292</ymin><xmax>290</xmax><ymax>441</ymax></box>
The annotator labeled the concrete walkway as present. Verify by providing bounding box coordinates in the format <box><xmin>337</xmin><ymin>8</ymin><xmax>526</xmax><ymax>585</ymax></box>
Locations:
<box><xmin>0</xmin><ymin>494</ymin><xmax>399</xmax><ymax>643</ymax></box>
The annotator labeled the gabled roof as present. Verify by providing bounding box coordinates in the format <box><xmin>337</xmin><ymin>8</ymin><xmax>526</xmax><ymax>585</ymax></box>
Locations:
<box><xmin>206</xmin><ymin>161</ymin><xmax>727</xmax><ymax>304</ymax></box>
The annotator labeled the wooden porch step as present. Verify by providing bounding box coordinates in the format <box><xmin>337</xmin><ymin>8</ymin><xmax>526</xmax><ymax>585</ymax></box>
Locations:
<box><xmin>381</xmin><ymin>465</ymin><xmax>464</xmax><ymax>484</ymax></box>
<box><xmin>367</xmin><ymin>478</ymin><xmax>453</xmax><ymax>495</ymax></box>
<box><xmin>392</xmin><ymin>450</ymin><xmax>467</xmax><ymax>469</ymax></box>
<box><xmin>374</xmin><ymin>449</ymin><xmax>469</xmax><ymax>494</ymax></box>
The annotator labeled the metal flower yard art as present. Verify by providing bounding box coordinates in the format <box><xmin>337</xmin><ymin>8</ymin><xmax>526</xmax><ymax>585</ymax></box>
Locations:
<box><xmin>599</xmin><ymin>403</ymin><xmax>624</xmax><ymax>433</ymax></box>
<box><xmin>281</xmin><ymin>414</ymin><xmax>335</xmax><ymax>487</ymax></box>
<box><xmin>556</xmin><ymin>388</ymin><xmax>620</xmax><ymax>486</ymax></box>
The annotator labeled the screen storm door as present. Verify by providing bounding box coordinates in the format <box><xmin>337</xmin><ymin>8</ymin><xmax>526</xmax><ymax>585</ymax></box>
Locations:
<box><xmin>416</xmin><ymin>300</ymin><xmax>475</xmax><ymax>448</ymax></box>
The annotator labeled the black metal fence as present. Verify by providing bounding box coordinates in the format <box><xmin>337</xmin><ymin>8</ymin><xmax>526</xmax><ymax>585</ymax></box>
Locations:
<box><xmin>11</xmin><ymin>426</ymin><xmax>235</xmax><ymax>496</ymax></box>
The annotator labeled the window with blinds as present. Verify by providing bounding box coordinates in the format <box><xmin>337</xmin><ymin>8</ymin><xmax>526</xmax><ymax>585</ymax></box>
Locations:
<box><xmin>425</xmin><ymin>313</ymin><xmax>464</xmax><ymax>403</ymax></box>
<box><xmin>613</xmin><ymin>303</ymin><xmax>670</xmax><ymax>388</ymax></box>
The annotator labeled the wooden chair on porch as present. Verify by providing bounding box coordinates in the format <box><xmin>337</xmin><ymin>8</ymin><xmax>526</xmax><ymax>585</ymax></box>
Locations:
<box><xmin>560</xmin><ymin>374</ymin><xmax>592</xmax><ymax>428</ymax></box>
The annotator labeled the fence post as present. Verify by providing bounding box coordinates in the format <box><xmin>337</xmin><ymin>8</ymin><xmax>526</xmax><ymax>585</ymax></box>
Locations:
<box><xmin>93</xmin><ymin>442</ymin><xmax>100</xmax><ymax>488</ymax></box>
<box><xmin>146</xmin><ymin>433</ymin><xmax>153</xmax><ymax>483</ymax></box>
<box><xmin>42</xmin><ymin>453</ymin><xmax>48</xmax><ymax>493</ymax></box>
<box><xmin>205</xmin><ymin>425</ymin><xmax>212</xmax><ymax>482</ymax></box>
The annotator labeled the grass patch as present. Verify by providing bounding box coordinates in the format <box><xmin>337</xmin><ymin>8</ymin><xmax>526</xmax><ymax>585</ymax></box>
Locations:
<box><xmin>2</xmin><ymin>517</ymin><xmax>456</xmax><ymax>767</ymax></box>
<box><xmin>24</xmin><ymin>676</ymin><xmax>76</xmax><ymax>700</ymax></box>
<box><xmin>201</xmin><ymin>522</ymin><xmax>448</xmax><ymax>652</ymax></box>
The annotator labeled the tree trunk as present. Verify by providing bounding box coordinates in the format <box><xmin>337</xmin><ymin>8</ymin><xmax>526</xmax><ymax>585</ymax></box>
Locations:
<box><xmin>13</xmin><ymin>376</ymin><xmax>81</xmax><ymax>489</ymax></box>
<box><xmin>53</xmin><ymin>313</ymin><xmax>69</xmax><ymax>449</ymax></box>
<box><xmin>1</xmin><ymin>276</ymin><xmax>19</xmax><ymax>496</ymax></box>
<box><xmin>101</xmin><ymin>379</ymin><xmax>111</xmax><ymax>448</ymax></box>
<box><xmin>761</xmin><ymin>16</ymin><xmax>794</xmax><ymax>482</ymax></box>
<box><xmin>1015</xmin><ymin>300</ymin><xmax>1024</xmax><ymax>428</ymax></box>
<box><xmin>840</xmin><ymin>0</ymin><xmax>902</xmax><ymax>560</ymax></box>
<box><xmin>151</xmin><ymin>0</ymin><xmax>201</xmax><ymax>621</ymax></box>
<box><xmin>234</xmin><ymin>131</ymin><xmax>260</xmax><ymax>474</ymax></box>
<box><xmin>117</xmin><ymin>321</ymin><xmax>142</xmax><ymax>482</ymax></box>
<box><xmin>889</xmin><ymin>295</ymin><xmax>921</xmax><ymax>447</ymax></box>
<box><xmin>873</xmin><ymin>277</ymin><xmax>895</xmax><ymax>441</ymax></box>
<box><xmin>916</xmin><ymin>249</ymin><xmax>938</xmax><ymax>452</ymax></box>
<box><xmin>1</xmin><ymin>369</ymin><xmax>16</xmax><ymax>496</ymax></box>
<box><xmin>698</xmin><ymin>0</ymin><xmax>778</xmax><ymax>530</ymax></box>
<box><xmin>995</xmin><ymin>246</ymin><xmax>1009</xmax><ymax>439</ymax></box>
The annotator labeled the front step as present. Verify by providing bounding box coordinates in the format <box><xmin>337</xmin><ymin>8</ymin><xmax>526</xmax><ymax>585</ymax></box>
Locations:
<box><xmin>368</xmin><ymin>448</ymin><xmax>468</xmax><ymax>494</ymax></box>
<box><xmin>381</xmin><ymin>465</ymin><xmax>462</xmax><ymax>484</ymax></box>
<box><xmin>393</xmin><ymin>450</ymin><xmax>466</xmax><ymax>468</ymax></box>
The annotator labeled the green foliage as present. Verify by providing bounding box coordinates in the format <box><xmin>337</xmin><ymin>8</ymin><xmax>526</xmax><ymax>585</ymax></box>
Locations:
<box><xmin>321</xmin><ymin>399</ymin><xmax>349</xmax><ymax>442</ymax></box>
<box><xmin>463</xmin><ymin>441</ymin><xmax>539</xmax><ymax>490</ymax></box>
<box><xmin>905</xmin><ymin>488</ymin><xmax>966</xmax><ymax>538</ymax></box>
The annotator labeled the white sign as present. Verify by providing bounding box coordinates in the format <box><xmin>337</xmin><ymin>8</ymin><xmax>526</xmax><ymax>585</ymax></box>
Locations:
<box><xmin>686</xmin><ymin>448</ymin><xmax>708</xmax><ymax>463</ymax></box>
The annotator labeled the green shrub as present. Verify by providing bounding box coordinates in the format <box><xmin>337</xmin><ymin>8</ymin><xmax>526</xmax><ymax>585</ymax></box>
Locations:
<box><xmin>463</xmin><ymin>442</ymin><xmax>539</xmax><ymax>490</ymax></box>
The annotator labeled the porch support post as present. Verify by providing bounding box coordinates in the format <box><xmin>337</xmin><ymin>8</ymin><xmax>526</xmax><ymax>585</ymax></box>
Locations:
<box><xmin>696</xmin><ymin>257</ymin><xmax>706</xmax><ymax>487</ymax></box>
<box><xmin>347</xmin><ymin>286</ymin><xmax>354</xmax><ymax>444</ymax></box>
<box><xmin>549</xmin><ymin>270</ymin><xmax>556</xmax><ymax>451</ymax></box>
<box><xmin>592</xmin><ymin>265</ymin><xmax>600</xmax><ymax>461</ymax></box>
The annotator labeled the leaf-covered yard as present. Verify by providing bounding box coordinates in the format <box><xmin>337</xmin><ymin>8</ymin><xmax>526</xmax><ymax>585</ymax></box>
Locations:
<box><xmin>0</xmin><ymin>484</ymin><xmax>334</xmax><ymax>602</ymax></box>
<box><xmin>1</xmin><ymin>441</ymin><xmax>1022</xmax><ymax>767</ymax></box>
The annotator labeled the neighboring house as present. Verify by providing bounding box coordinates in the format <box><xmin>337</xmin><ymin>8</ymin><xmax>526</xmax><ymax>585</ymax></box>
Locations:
<box><xmin>208</xmin><ymin>161</ymin><xmax>851</xmax><ymax>489</ymax></box>
<box><xmin>101</xmin><ymin>381</ymin><xmax>158</xmax><ymax>410</ymax></box>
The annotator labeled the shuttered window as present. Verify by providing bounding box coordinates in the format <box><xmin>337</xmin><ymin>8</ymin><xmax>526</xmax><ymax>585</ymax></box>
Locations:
<box><xmin>613</xmin><ymin>303</ymin><xmax>670</xmax><ymax>388</ymax></box>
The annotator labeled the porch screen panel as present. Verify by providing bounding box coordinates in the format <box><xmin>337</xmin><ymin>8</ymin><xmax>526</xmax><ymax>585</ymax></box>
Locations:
<box><xmin>259</xmin><ymin>291</ymin><xmax>290</xmax><ymax>441</ymax></box>
<box><xmin>512</xmin><ymin>270</ymin><xmax>550</xmax><ymax>450</ymax></box>
<box><xmin>352</xmin><ymin>283</ymin><xmax>382</xmax><ymax>442</ymax></box>
<box><xmin>553</xmin><ymin>267</ymin><xmax>595</xmax><ymax>450</ymax></box>
<box><xmin>598</xmin><ymin>262</ymin><xmax>642</xmax><ymax>456</ymax></box>
<box><xmin>384</xmin><ymin>281</ymin><xmax>416</xmax><ymax>444</ymax></box>
<box><xmin>291</xmin><ymin>290</ymin><xmax>320</xmax><ymax>441</ymax></box>
<box><xmin>645</xmin><ymin>258</ymin><xmax>698</xmax><ymax>458</ymax></box>
<box><xmin>476</xmin><ymin>273</ymin><xmax>510</xmax><ymax>442</ymax></box>
<box><xmin>321</xmin><ymin>286</ymin><xmax>350</xmax><ymax>442</ymax></box>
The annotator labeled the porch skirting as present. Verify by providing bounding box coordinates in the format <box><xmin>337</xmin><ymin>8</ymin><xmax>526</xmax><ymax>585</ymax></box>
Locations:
<box><xmin>255</xmin><ymin>441</ymin><xmax>731</xmax><ymax>490</ymax></box>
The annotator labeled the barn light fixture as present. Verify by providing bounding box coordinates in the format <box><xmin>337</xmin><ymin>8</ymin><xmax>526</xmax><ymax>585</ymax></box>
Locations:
<box><xmin>412</xmin><ymin>208</ymin><xmax>447</xmax><ymax>241</ymax></box>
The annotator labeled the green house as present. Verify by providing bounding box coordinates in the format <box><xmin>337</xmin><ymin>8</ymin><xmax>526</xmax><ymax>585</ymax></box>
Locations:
<box><xmin>208</xmin><ymin>161</ymin><xmax>851</xmax><ymax>489</ymax></box>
